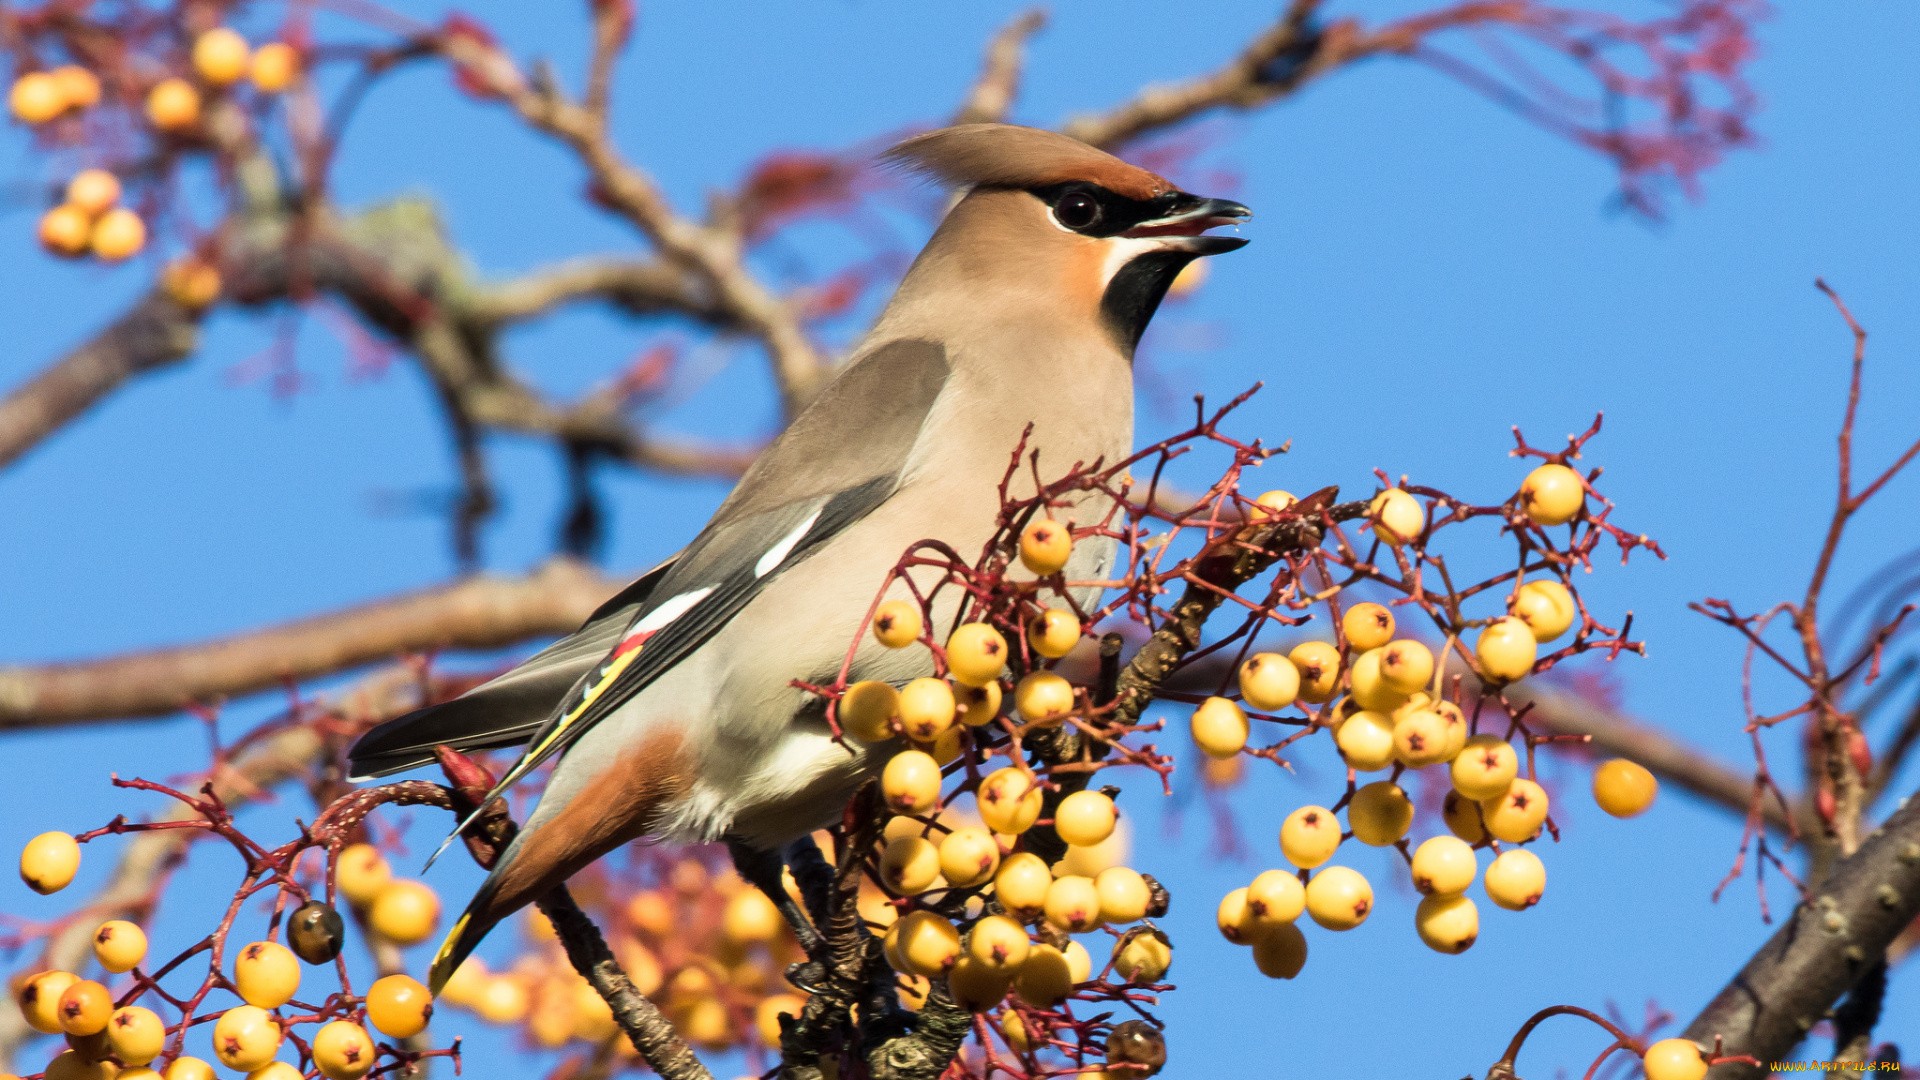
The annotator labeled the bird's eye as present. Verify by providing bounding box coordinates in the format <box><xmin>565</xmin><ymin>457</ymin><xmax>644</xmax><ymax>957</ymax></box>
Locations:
<box><xmin>1054</xmin><ymin>192</ymin><xmax>1101</xmax><ymax>230</ymax></box>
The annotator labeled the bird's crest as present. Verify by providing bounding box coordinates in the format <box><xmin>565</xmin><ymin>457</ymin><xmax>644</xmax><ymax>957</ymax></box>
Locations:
<box><xmin>882</xmin><ymin>124</ymin><xmax>1171</xmax><ymax>201</ymax></box>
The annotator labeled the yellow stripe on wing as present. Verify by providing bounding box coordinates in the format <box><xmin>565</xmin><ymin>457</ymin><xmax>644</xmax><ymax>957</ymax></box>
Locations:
<box><xmin>521</xmin><ymin>643</ymin><xmax>647</xmax><ymax>765</ymax></box>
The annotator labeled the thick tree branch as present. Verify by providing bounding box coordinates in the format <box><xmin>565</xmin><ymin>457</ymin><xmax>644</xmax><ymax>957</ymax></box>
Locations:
<box><xmin>0</xmin><ymin>292</ymin><xmax>201</xmax><ymax>471</ymax></box>
<box><xmin>1683</xmin><ymin>787</ymin><xmax>1920</xmax><ymax>1078</ymax></box>
<box><xmin>540</xmin><ymin>886</ymin><xmax>715</xmax><ymax>1080</ymax></box>
<box><xmin>467</xmin><ymin>256</ymin><xmax>730</xmax><ymax>329</ymax></box>
<box><xmin>0</xmin><ymin>559</ymin><xmax>622</xmax><ymax>728</ymax></box>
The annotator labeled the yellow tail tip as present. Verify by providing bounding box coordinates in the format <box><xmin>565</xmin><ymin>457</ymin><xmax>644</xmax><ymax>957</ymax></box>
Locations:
<box><xmin>427</xmin><ymin>912</ymin><xmax>473</xmax><ymax>996</ymax></box>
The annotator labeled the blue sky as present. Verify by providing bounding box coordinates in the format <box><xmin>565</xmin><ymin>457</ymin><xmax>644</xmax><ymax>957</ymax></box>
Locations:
<box><xmin>1</xmin><ymin>1</ymin><xmax>1916</xmax><ymax>1076</ymax></box>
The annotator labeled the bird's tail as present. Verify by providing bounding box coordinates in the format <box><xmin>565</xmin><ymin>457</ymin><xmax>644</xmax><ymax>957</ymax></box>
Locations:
<box><xmin>427</xmin><ymin>864</ymin><xmax>511</xmax><ymax>995</ymax></box>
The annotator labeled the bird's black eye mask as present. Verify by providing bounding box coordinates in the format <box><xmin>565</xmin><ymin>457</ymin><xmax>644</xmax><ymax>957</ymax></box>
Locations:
<box><xmin>1028</xmin><ymin>182</ymin><xmax>1203</xmax><ymax>238</ymax></box>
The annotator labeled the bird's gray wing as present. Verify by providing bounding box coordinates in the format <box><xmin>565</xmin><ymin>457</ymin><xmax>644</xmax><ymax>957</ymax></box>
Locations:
<box><xmin>345</xmin><ymin>556</ymin><xmax>681</xmax><ymax>779</ymax></box>
<box><xmin>440</xmin><ymin>338</ymin><xmax>950</xmax><ymax>812</ymax></box>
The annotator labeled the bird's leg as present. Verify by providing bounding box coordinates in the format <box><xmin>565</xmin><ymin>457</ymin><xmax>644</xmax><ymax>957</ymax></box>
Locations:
<box><xmin>726</xmin><ymin>837</ymin><xmax>830</xmax><ymax>992</ymax></box>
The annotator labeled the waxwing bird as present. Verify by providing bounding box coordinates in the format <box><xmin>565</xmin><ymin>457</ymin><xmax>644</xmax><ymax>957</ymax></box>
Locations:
<box><xmin>345</xmin><ymin>123</ymin><xmax>1251</xmax><ymax>992</ymax></box>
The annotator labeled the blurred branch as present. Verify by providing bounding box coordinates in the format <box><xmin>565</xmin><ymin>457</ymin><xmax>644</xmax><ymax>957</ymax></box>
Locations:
<box><xmin>0</xmin><ymin>559</ymin><xmax>622</xmax><ymax>728</ymax></box>
<box><xmin>437</xmin><ymin>34</ymin><xmax>831</xmax><ymax>416</ymax></box>
<box><xmin>0</xmin><ymin>292</ymin><xmax>201</xmax><ymax>471</ymax></box>
<box><xmin>467</xmin><ymin>256</ymin><xmax>730</xmax><ymax>329</ymax></box>
<box><xmin>952</xmin><ymin>9</ymin><xmax>1047</xmax><ymax>126</ymax></box>
<box><xmin>1511</xmin><ymin>683</ymin><xmax>1802</xmax><ymax>835</ymax></box>
<box><xmin>1683</xmin><ymin>785</ymin><xmax>1920</xmax><ymax>1079</ymax></box>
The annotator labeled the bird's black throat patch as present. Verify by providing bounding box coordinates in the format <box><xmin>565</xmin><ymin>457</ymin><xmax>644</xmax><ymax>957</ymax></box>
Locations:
<box><xmin>1100</xmin><ymin>249</ymin><xmax>1199</xmax><ymax>357</ymax></box>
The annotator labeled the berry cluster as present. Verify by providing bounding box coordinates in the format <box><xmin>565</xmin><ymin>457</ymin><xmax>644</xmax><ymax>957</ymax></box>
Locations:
<box><xmin>12</xmin><ymin>18</ymin><xmax>299</xmax><ymax>270</ymax></box>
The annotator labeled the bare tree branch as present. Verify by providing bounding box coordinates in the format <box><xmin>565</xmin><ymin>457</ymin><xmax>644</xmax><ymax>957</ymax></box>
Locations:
<box><xmin>0</xmin><ymin>292</ymin><xmax>201</xmax><ymax>471</ymax></box>
<box><xmin>952</xmin><ymin>9</ymin><xmax>1048</xmax><ymax>127</ymax></box>
<box><xmin>1684</xmin><ymin>786</ymin><xmax>1920</xmax><ymax>1078</ymax></box>
<box><xmin>0</xmin><ymin>559</ymin><xmax>622</xmax><ymax>728</ymax></box>
<box><xmin>467</xmin><ymin>257</ymin><xmax>729</xmax><ymax>329</ymax></box>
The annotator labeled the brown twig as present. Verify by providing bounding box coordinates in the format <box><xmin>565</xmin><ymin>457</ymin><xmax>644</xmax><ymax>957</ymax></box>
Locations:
<box><xmin>952</xmin><ymin>10</ymin><xmax>1047</xmax><ymax>127</ymax></box>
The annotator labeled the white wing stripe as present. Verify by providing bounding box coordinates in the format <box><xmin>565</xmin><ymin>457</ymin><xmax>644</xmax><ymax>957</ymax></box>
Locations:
<box><xmin>629</xmin><ymin>586</ymin><xmax>716</xmax><ymax>637</ymax></box>
<box><xmin>754</xmin><ymin>508</ymin><xmax>824</xmax><ymax>578</ymax></box>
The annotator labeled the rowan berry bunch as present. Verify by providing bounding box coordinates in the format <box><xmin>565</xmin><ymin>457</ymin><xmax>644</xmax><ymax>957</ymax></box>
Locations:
<box><xmin>783</xmin><ymin>391</ymin><xmax>1670</xmax><ymax>1078</ymax></box>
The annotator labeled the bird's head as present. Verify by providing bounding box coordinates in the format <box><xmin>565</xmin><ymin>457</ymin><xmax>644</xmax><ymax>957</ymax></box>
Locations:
<box><xmin>884</xmin><ymin>123</ymin><xmax>1251</xmax><ymax>354</ymax></box>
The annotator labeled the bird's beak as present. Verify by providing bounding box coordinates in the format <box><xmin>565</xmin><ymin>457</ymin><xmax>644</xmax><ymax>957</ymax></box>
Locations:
<box><xmin>1123</xmin><ymin>196</ymin><xmax>1252</xmax><ymax>254</ymax></box>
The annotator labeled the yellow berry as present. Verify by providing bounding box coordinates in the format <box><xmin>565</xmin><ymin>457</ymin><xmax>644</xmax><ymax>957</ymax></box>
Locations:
<box><xmin>1415</xmin><ymin>893</ymin><xmax>1479</xmax><ymax>954</ymax></box>
<box><xmin>1304</xmin><ymin>866</ymin><xmax>1372</xmax><ymax>931</ymax></box>
<box><xmin>1043</xmin><ymin>875</ymin><xmax>1101</xmax><ymax>933</ymax></box>
<box><xmin>1250</xmin><ymin>922</ymin><xmax>1307</xmax><ymax>979</ymax></box>
<box><xmin>1370</xmin><ymin>488</ymin><xmax>1425</xmax><ymax>546</ymax></box>
<box><xmin>107</xmin><ymin>1005</ymin><xmax>165</xmax><ymax>1065</ymax></box>
<box><xmin>310</xmin><ymin>1020</ymin><xmax>375</xmax><ymax>1080</ymax></box>
<box><xmin>1411</xmin><ymin>835</ymin><xmax>1477</xmax><ymax>896</ymax></box>
<box><xmin>233</xmin><ymin>941</ymin><xmax>300</xmax><ymax>1008</ymax></box>
<box><xmin>366</xmin><ymin>974</ymin><xmax>433</xmax><ymax>1037</ymax></box>
<box><xmin>1335</xmin><ymin>709</ymin><xmax>1395</xmax><ymax>772</ymax></box>
<box><xmin>1349</xmin><ymin>648</ymin><xmax>1408</xmax><ymax>713</ymax></box>
<box><xmin>1066</xmin><ymin>936</ymin><xmax>1095</xmax><ymax>981</ymax></box>
<box><xmin>39</xmin><ymin>204</ymin><xmax>91</xmax><ymax>257</ymax></box>
<box><xmin>880</xmin><ymin>836</ymin><xmax>941</xmax><ymax>895</ymax></box>
<box><xmin>1012</xmin><ymin>944</ymin><xmax>1073</xmax><ymax>1008</ymax></box>
<box><xmin>1027</xmin><ymin>608</ymin><xmax>1081</xmax><ymax>659</ymax></box>
<box><xmin>166</xmin><ymin>1057</ymin><xmax>216</xmax><ymax>1080</ymax></box>
<box><xmin>882</xmin><ymin>750</ymin><xmax>942</xmax><ymax>815</ymax></box>
<box><xmin>46</xmin><ymin>1051</ymin><xmax>117</xmax><ymax>1080</ymax></box>
<box><xmin>1054</xmin><ymin>790</ymin><xmax>1116</xmax><ymax>847</ymax></box>
<box><xmin>946</xmin><ymin>623</ymin><xmax>1008</xmax><ymax>687</ymax></box>
<box><xmin>956</xmin><ymin>680</ymin><xmax>1002</xmax><ymax>727</ymax></box>
<box><xmin>65</xmin><ymin>170</ymin><xmax>121</xmax><ymax>216</ymax></box>
<box><xmin>51</xmin><ymin>66</ymin><xmax>100</xmax><ymax>110</ymax></box>
<box><xmin>678</xmin><ymin>996</ymin><xmax>731</xmax><ymax>1049</ymax></box>
<box><xmin>525</xmin><ymin>907</ymin><xmax>556</xmax><ymax>940</ymax></box>
<box><xmin>1442</xmin><ymin>789</ymin><xmax>1488</xmax><ymax>843</ymax></box>
<box><xmin>1513</xmin><ymin>580</ymin><xmax>1576</xmax><ymax>643</ymax></box>
<box><xmin>1000</xmin><ymin>1009</ymin><xmax>1031</xmax><ymax>1051</ymax></box>
<box><xmin>967</xmin><ymin>914</ymin><xmax>1030</xmax><ymax>972</ymax></box>
<box><xmin>439</xmin><ymin>957</ymin><xmax>488</xmax><ymax>1008</ymax></box>
<box><xmin>1111</xmin><ymin>930</ymin><xmax>1171</xmax><ymax>983</ymax></box>
<box><xmin>1484</xmin><ymin>848</ymin><xmax>1546</xmax><ymax>910</ymax></box>
<box><xmin>1014</xmin><ymin>670</ymin><xmax>1075</xmax><ymax>725</ymax></box>
<box><xmin>897</xmin><ymin>677</ymin><xmax>956</xmax><ymax>742</ymax></box>
<box><xmin>250</xmin><ymin>42</ymin><xmax>300</xmax><ymax>93</ymax></box>
<box><xmin>1391</xmin><ymin>708</ymin><xmax>1451</xmax><ymax>768</ymax></box>
<box><xmin>1593</xmin><ymin>758</ymin><xmax>1659</xmax><ymax>818</ymax></box>
<box><xmin>722</xmin><ymin>887</ymin><xmax>782</xmax><ymax>943</ymax></box>
<box><xmin>1451</xmin><ymin>734</ymin><xmax>1519</xmax><ymax>801</ymax></box>
<box><xmin>91</xmin><ymin>921</ymin><xmax>147</xmax><ymax>973</ymax></box>
<box><xmin>1191</xmin><ymin>696</ymin><xmax>1249</xmax><ymax>759</ymax></box>
<box><xmin>976</xmin><ymin>768</ymin><xmax>1041</xmax><ymax>834</ymax></box>
<box><xmin>211</xmin><ymin>1004</ymin><xmax>282</xmax><ymax>1070</ymax></box>
<box><xmin>21</xmin><ymin>831</ymin><xmax>81</xmax><ymax>894</ymax></box>
<box><xmin>57</xmin><ymin>979</ymin><xmax>111</xmax><ymax>1036</ymax></box>
<box><xmin>89</xmin><ymin>208</ymin><xmax>145</xmax><ymax>261</ymax></box>
<box><xmin>1519</xmin><ymin>463</ymin><xmax>1585</xmax><ymax>527</ymax></box>
<box><xmin>873</xmin><ymin>599</ymin><xmax>922</xmax><ymax>648</ymax></box>
<box><xmin>1348</xmin><ymin>781</ymin><xmax>1414</xmax><ymax>846</ymax></box>
<box><xmin>19</xmin><ymin>970</ymin><xmax>79</xmax><ymax>1033</ymax></box>
<box><xmin>1481</xmin><ymin>778</ymin><xmax>1550</xmax><ymax>843</ymax></box>
<box><xmin>1094</xmin><ymin>866</ymin><xmax>1150</xmax><ymax>924</ymax></box>
<box><xmin>1279</xmin><ymin>805</ymin><xmax>1342</xmax><ymax>869</ymax></box>
<box><xmin>993</xmin><ymin>852</ymin><xmax>1051</xmax><ymax>919</ymax></box>
<box><xmin>1379</xmin><ymin>639</ymin><xmax>1433</xmax><ymax>694</ymax></box>
<box><xmin>1250</xmin><ymin>489</ymin><xmax>1296</xmax><ymax>518</ymax></box>
<box><xmin>755</xmin><ymin>993</ymin><xmax>805</xmax><ymax>1045</ymax></box>
<box><xmin>11</xmin><ymin>72</ymin><xmax>65</xmax><ymax>123</ymax></box>
<box><xmin>335</xmin><ymin>844</ymin><xmax>391</xmax><ymax>907</ymax></box>
<box><xmin>1288</xmin><ymin>641</ymin><xmax>1342</xmax><ymax>703</ymax></box>
<box><xmin>1237</xmin><ymin>652</ymin><xmax>1298</xmax><ymax>711</ymax></box>
<box><xmin>838</xmin><ymin>680</ymin><xmax>900</xmax><ymax>742</ymax></box>
<box><xmin>1245</xmin><ymin>868</ymin><xmax>1305</xmax><ymax>934</ymax></box>
<box><xmin>947</xmin><ymin>955</ymin><xmax>1011</xmax><ymax>1013</ymax></box>
<box><xmin>1642</xmin><ymin>1039</ymin><xmax>1709</xmax><ymax>1080</ymax></box>
<box><xmin>1435</xmin><ymin>700</ymin><xmax>1468</xmax><ymax>760</ymax></box>
<box><xmin>193</xmin><ymin>28</ymin><xmax>251</xmax><ymax>85</ymax></box>
<box><xmin>1019</xmin><ymin>519</ymin><xmax>1073</xmax><ymax>576</ymax></box>
<box><xmin>1475</xmin><ymin>618</ymin><xmax>1538</xmax><ymax>682</ymax></box>
<box><xmin>1215</xmin><ymin>886</ymin><xmax>1262</xmax><ymax>945</ymax></box>
<box><xmin>474</xmin><ymin>975</ymin><xmax>528</xmax><ymax>1023</ymax></box>
<box><xmin>937</xmin><ymin>827</ymin><xmax>1000</xmax><ymax>888</ymax></box>
<box><xmin>368</xmin><ymin>880</ymin><xmax>439</xmax><ymax>945</ymax></box>
<box><xmin>145</xmin><ymin>78</ymin><xmax>201</xmax><ymax>131</ymax></box>
<box><xmin>894</xmin><ymin>974</ymin><xmax>929</xmax><ymax>1012</ymax></box>
<box><xmin>896</xmin><ymin>910</ymin><xmax>960</xmax><ymax>977</ymax></box>
<box><xmin>1342</xmin><ymin>603</ymin><xmax>1394</xmax><ymax>650</ymax></box>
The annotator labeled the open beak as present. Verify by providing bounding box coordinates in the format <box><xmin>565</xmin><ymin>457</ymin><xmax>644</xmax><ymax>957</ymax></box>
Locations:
<box><xmin>1124</xmin><ymin>196</ymin><xmax>1252</xmax><ymax>254</ymax></box>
